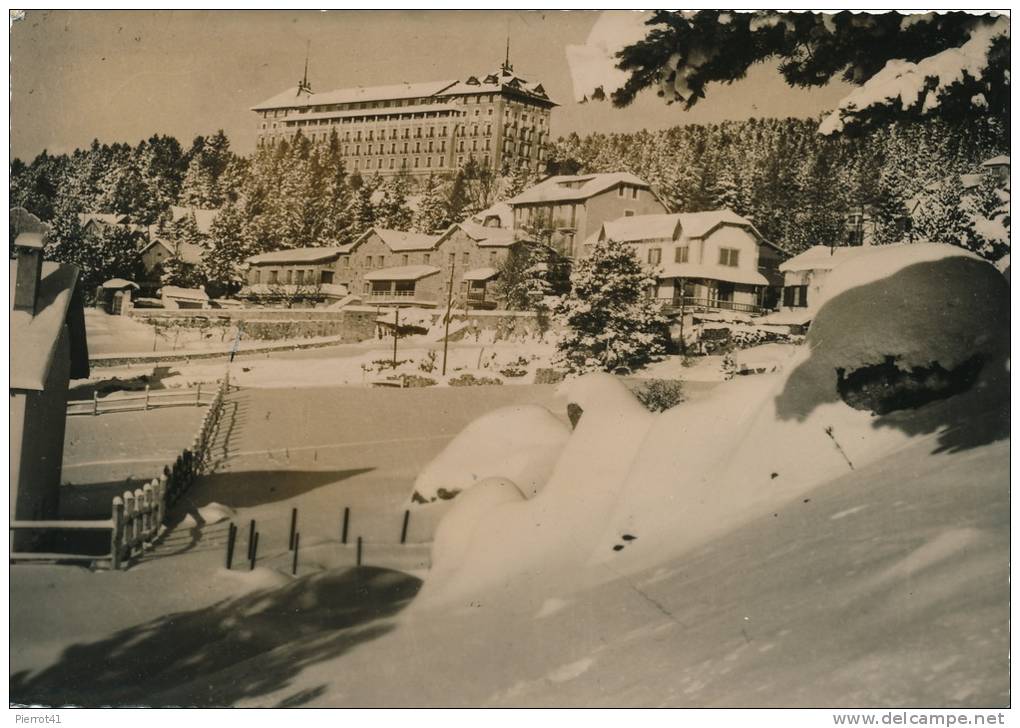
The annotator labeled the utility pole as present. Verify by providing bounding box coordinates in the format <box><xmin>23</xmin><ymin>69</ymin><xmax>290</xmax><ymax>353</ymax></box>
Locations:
<box><xmin>441</xmin><ymin>261</ymin><xmax>456</xmax><ymax>376</ymax></box>
<box><xmin>392</xmin><ymin>307</ymin><xmax>400</xmax><ymax>367</ymax></box>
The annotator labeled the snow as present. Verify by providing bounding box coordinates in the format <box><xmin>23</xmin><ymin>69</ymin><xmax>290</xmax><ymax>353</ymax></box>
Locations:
<box><xmin>179</xmin><ymin>502</ymin><xmax>236</xmax><ymax>528</ymax></box>
<box><xmin>410</xmin><ymin>406</ymin><xmax>570</xmax><ymax>504</ymax></box>
<box><xmin>805</xmin><ymin>243</ymin><xmax>1009</xmax><ymax>373</ymax></box>
<box><xmin>419</xmin><ymin>243</ymin><xmax>1011</xmax><ymax>608</ymax></box>
<box><xmin>820</xmin><ymin>15</ymin><xmax>1010</xmax><ymax>134</ymax></box>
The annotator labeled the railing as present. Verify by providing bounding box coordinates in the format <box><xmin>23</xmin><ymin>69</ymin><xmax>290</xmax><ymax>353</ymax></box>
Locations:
<box><xmin>11</xmin><ymin>371</ymin><xmax>231</xmax><ymax>569</ymax></box>
<box><xmin>658</xmin><ymin>297</ymin><xmax>763</xmax><ymax>315</ymax></box>
<box><xmin>367</xmin><ymin>289</ymin><xmax>418</xmax><ymax>298</ymax></box>
<box><xmin>67</xmin><ymin>385</ymin><xmax>216</xmax><ymax>416</ymax></box>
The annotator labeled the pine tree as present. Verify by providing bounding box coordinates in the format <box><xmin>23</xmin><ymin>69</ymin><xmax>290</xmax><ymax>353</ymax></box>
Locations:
<box><xmin>555</xmin><ymin>237</ymin><xmax>670</xmax><ymax>373</ymax></box>
<box><xmin>413</xmin><ymin>173</ymin><xmax>451</xmax><ymax>233</ymax></box>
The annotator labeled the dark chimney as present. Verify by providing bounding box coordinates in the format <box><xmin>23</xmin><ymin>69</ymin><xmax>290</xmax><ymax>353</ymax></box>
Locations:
<box><xmin>14</xmin><ymin>232</ymin><xmax>45</xmax><ymax>314</ymax></box>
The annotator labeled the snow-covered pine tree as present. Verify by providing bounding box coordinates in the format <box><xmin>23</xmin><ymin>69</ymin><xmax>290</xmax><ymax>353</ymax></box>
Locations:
<box><xmin>555</xmin><ymin>237</ymin><xmax>670</xmax><ymax>373</ymax></box>
<box><xmin>413</xmin><ymin>173</ymin><xmax>450</xmax><ymax>233</ymax></box>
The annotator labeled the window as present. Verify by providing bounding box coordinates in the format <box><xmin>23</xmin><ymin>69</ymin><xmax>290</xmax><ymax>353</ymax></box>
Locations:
<box><xmin>618</xmin><ymin>185</ymin><xmax>626</xmax><ymax>198</ymax></box>
<box><xmin>674</xmin><ymin>247</ymin><xmax>690</xmax><ymax>264</ymax></box>
<box><xmin>624</xmin><ymin>210</ymin><xmax>635</xmax><ymax>217</ymax></box>
<box><xmin>631</xmin><ymin>187</ymin><xmax>639</xmax><ymax>200</ymax></box>
<box><xmin>489</xmin><ymin>251</ymin><xmax>498</xmax><ymax>265</ymax></box>
<box><xmin>402</xmin><ymin>254</ymin><xmax>409</xmax><ymax>265</ymax></box>
<box><xmin>252</xmin><ymin>269</ymin><xmax>261</xmax><ymax>284</ymax></box>
<box><xmin>719</xmin><ymin>248</ymin><xmax>740</xmax><ymax>267</ymax></box>
<box><xmin>284</xmin><ymin>270</ymin><xmax>293</xmax><ymax>284</ymax></box>
<box><xmin>294</xmin><ymin>270</ymin><xmax>304</xmax><ymax>285</ymax></box>
<box><xmin>783</xmin><ymin>285</ymin><xmax>809</xmax><ymax>308</ymax></box>
<box><xmin>423</xmin><ymin>253</ymin><xmax>431</xmax><ymax>264</ymax></box>
<box><xmin>462</xmin><ymin>252</ymin><xmax>470</xmax><ymax>264</ymax></box>
<box><xmin>448</xmin><ymin>253</ymin><xmax>455</xmax><ymax>266</ymax></box>
<box><xmin>648</xmin><ymin>248</ymin><xmax>661</xmax><ymax>265</ymax></box>
<box><xmin>268</xmin><ymin>270</ymin><xmax>278</xmax><ymax>283</ymax></box>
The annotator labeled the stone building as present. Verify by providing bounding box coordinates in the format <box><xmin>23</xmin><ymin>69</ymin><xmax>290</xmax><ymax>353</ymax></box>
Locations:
<box><xmin>252</xmin><ymin>55</ymin><xmax>556</xmax><ymax>178</ymax></box>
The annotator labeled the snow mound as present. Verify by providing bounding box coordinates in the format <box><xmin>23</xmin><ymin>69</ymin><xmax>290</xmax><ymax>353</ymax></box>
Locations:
<box><xmin>425</xmin><ymin>477</ymin><xmax>527</xmax><ymax>589</ymax></box>
<box><xmin>806</xmin><ymin>243</ymin><xmax>1008</xmax><ymax>375</ymax></box>
<box><xmin>410</xmin><ymin>405</ymin><xmax>570</xmax><ymax>504</ymax></box>
<box><xmin>420</xmin><ymin>245</ymin><xmax>1009</xmax><ymax>608</ymax></box>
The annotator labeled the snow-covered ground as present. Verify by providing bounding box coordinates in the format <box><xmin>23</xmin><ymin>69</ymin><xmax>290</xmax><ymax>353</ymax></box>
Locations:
<box><xmin>10</xmin><ymin>244</ymin><xmax>1009</xmax><ymax>707</ymax></box>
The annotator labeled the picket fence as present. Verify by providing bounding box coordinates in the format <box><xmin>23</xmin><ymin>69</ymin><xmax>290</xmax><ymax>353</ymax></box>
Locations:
<box><xmin>10</xmin><ymin>371</ymin><xmax>231</xmax><ymax>569</ymax></box>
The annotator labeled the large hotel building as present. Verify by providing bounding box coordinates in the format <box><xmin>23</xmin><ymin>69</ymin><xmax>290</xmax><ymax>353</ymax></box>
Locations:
<box><xmin>252</xmin><ymin>57</ymin><xmax>557</xmax><ymax>177</ymax></box>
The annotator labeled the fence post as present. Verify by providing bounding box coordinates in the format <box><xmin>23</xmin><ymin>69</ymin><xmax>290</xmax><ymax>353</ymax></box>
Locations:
<box><xmin>133</xmin><ymin>488</ymin><xmax>146</xmax><ymax>554</ymax></box>
<box><xmin>292</xmin><ymin>533</ymin><xmax>300</xmax><ymax>575</ymax></box>
<box><xmin>196</xmin><ymin>383</ymin><xmax>202</xmax><ymax>407</ymax></box>
<box><xmin>341</xmin><ymin>507</ymin><xmax>350</xmax><ymax>545</ymax></box>
<box><xmin>400</xmin><ymin>509</ymin><xmax>410</xmax><ymax>545</ymax></box>
<box><xmin>289</xmin><ymin>508</ymin><xmax>298</xmax><ymax>551</ymax></box>
<box><xmin>110</xmin><ymin>497</ymin><xmax>125</xmax><ymax>570</ymax></box>
<box><xmin>155</xmin><ymin>476</ymin><xmax>167</xmax><ymax>527</ymax></box>
<box><xmin>141</xmin><ymin>483</ymin><xmax>154</xmax><ymax>547</ymax></box>
<box><xmin>249</xmin><ymin>532</ymin><xmax>259</xmax><ymax>571</ymax></box>
<box><xmin>226</xmin><ymin>523</ymin><xmax>237</xmax><ymax>570</ymax></box>
<box><xmin>247</xmin><ymin>519</ymin><xmax>257</xmax><ymax>561</ymax></box>
<box><xmin>122</xmin><ymin>490</ymin><xmax>136</xmax><ymax>561</ymax></box>
<box><xmin>93</xmin><ymin>391</ymin><xmax>99</xmax><ymax>416</ymax></box>
<box><xmin>144</xmin><ymin>384</ymin><xmax>150</xmax><ymax>411</ymax></box>
<box><xmin>356</xmin><ymin>536</ymin><xmax>363</xmax><ymax>566</ymax></box>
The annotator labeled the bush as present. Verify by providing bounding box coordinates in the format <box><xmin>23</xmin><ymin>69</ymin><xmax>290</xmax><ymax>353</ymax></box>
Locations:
<box><xmin>499</xmin><ymin>356</ymin><xmax>530</xmax><ymax>378</ymax></box>
<box><xmin>448</xmin><ymin>373</ymin><xmax>503</xmax><ymax>387</ymax></box>
<box><xmin>632</xmin><ymin>378</ymin><xmax>685</xmax><ymax>412</ymax></box>
<box><xmin>386</xmin><ymin>374</ymin><xmax>437</xmax><ymax>388</ymax></box>
<box><xmin>534</xmin><ymin>367</ymin><xmax>566</xmax><ymax>384</ymax></box>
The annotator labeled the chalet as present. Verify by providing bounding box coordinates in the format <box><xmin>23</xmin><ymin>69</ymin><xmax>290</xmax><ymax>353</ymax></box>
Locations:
<box><xmin>587</xmin><ymin>210</ymin><xmax>786</xmax><ymax>314</ymax></box>
<box><xmin>137</xmin><ymin>238</ymin><xmax>207</xmax><ymax>297</ymax></box>
<box><xmin>10</xmin><ymin>234</ymin><xmax>90</xmax><ymax>546</ymax></box>
<box><xmin>506</xmin><ymin>172</ymin><xmax>669</xmax><ymax>258</ymax></box>
<box><xmin>766</xmin><ymin>244</ymin><xmax>875</xmax><ymax>328</ymax></box>
<box><xmin>241</xmin><ymin>247</ymin><xmax>351</xmax><ymax>305</ymax></box>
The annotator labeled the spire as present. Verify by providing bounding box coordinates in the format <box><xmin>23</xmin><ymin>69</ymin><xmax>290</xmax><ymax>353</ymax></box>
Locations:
<box><xmin>502</xmin><ymin>30</ymin><xmax>513</xmax><ymax>75</ymax></box>
<box><xmin>297</xmin><ymin>40</ymin><xmax>313</xmax><ymax>96</ymax></box>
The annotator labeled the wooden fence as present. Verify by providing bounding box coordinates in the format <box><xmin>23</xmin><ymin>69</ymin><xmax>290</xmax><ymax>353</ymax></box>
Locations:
<box><xmin>67</xmin><ymin>384</ymin><xmax>216</xmax><ymax>416</ymax></box>
<box><xmin>10</xmin><ymin>371</ymin><xmax>231</xmax><ymax>569</ymax></box>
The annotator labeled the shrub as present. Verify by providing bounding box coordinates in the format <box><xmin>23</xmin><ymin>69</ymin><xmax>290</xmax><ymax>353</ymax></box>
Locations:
<box><xmin>632</xmin><ymin>378</ymin><xmax>685</xmax><ymax>412</ymax></box>
<box><xmin>534</xmin><ymin>367</ymin><xmax>566</xmax><ymax>384</ymax></box>
<box><xmin>448</xmin><ymin>373</ymin><xmax>503</xmax><ymax>387</ymax></box>
<box><xmin>387</xmin><ymin>374</ymin><xmax>437</xmax><ymax>388</ymax></box>
<box><xmin>499</xmin><ymin>356</ymin><xmax>530</xmax><ymax>378</ymax></box>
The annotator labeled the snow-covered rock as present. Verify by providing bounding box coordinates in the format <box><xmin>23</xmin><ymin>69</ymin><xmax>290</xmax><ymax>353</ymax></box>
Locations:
<box><xmin>410</xmin><ymin>405</ymin><xmax>570</xmax><ymax>504</ymax></box>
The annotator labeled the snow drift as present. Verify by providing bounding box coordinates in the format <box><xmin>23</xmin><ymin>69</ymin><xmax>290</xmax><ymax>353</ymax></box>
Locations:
<box><xmin>417</xmin><ymin>244</ymin><xmax>1010</xmax><ymax>608</ymax></box>
<box><xmin>410</xmin><ymin>405</ymin><xmax>571</xmax><ymax>504</ymax></box>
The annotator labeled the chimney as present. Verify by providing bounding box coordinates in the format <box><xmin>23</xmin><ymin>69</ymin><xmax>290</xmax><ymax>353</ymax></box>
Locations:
<box><xmin>14</xmin><ymin>232</ymin><xmax>45</xmax><ymax>314</ymax></box>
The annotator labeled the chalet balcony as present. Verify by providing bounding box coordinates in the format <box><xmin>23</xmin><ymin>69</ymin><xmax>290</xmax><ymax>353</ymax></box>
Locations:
<box><xmin>657</xmin><ymin>296</ymin><xmax>764</xmax><ymax>316</ymax></box>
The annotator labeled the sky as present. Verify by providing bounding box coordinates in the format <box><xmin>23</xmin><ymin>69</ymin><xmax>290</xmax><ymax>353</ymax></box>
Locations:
<box><xmin>10</xmin><ymin>10</ymin><xmax>855</xmax><ymax>162</ymax></box>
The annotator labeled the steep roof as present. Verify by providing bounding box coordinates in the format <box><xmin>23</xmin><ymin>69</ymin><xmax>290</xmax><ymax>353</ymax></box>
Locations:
<box><xmin>437</xmin><ymin>67</ymin><xmax>557</xmax><ymax>106</ymax></box>
<box><xmin>472</xmin><ymin>201</ymin><xmax>513</xmax><ymax>229</ymax></box>
<box><xmin>981</xmin><ymin>155</ymin><xmax>1009</xmax><ymax>168</ymax></box>
<box><xmin>439</xmin><ymin>221</ymin><xmax>517</xmax><ymax>248</ymax></box>
<box><xmin>371</xmin><ymin>228</ymin><xmax>442</xmax><ymax>252</ymax></box>
<box><xmin>78</xmin><ymin>212</ymin><xmax>129</xmax><ymax>227</ymax></box>
<box><xmin>598</xmin><ymin>210</ymin><xmax>767</xmax><ymax>244</ymax></box>
<box><xmin>170</xmin><ymin>206</ymin><xmax>220</xmax><ymax>235</ymax></box>
<box><xmin>779</xmin><ymin>245</ymin><xmax>872</xmax><ymax>273</ymax></box>
<box><xmin>10</xmin><ymin>260</ymin><xmax>90</xmax><ymax>391</ymax></box>
<box><xmin>507</xmin><ymin>172</ymin><xmax>651</xmax><ymax>205</ymax></box>
<box><xmin>141</xmin><ymin>238</ymin><xmax>208</xmax><ymax>265</ymax></box>
<box><xmin>247</xmin><ymin>247</ymin><xmax>347</xmax><ymax>265</ymax></box>
<box><xmin>252</xmin><ymin>80</ymin><xmax>459</xmax><ymax>111</ymax></box>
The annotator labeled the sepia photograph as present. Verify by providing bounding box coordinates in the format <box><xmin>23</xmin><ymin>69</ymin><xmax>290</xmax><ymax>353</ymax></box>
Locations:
<box><xmin>7</xmin><ymin>8</ymin><xmax>1011</xmax><ymax>714</ymax></box>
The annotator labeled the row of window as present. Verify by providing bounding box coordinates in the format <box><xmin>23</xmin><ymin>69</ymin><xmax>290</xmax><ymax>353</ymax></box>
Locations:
<box><xmin>643</xmin><ymin>246</ymin><xmax>739</xmax><ymax>267</ymax></box>
<box><xmin>348</xmin><ymin>154</ymin><xmax>491</xmax><ymax>171</ymax></box>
